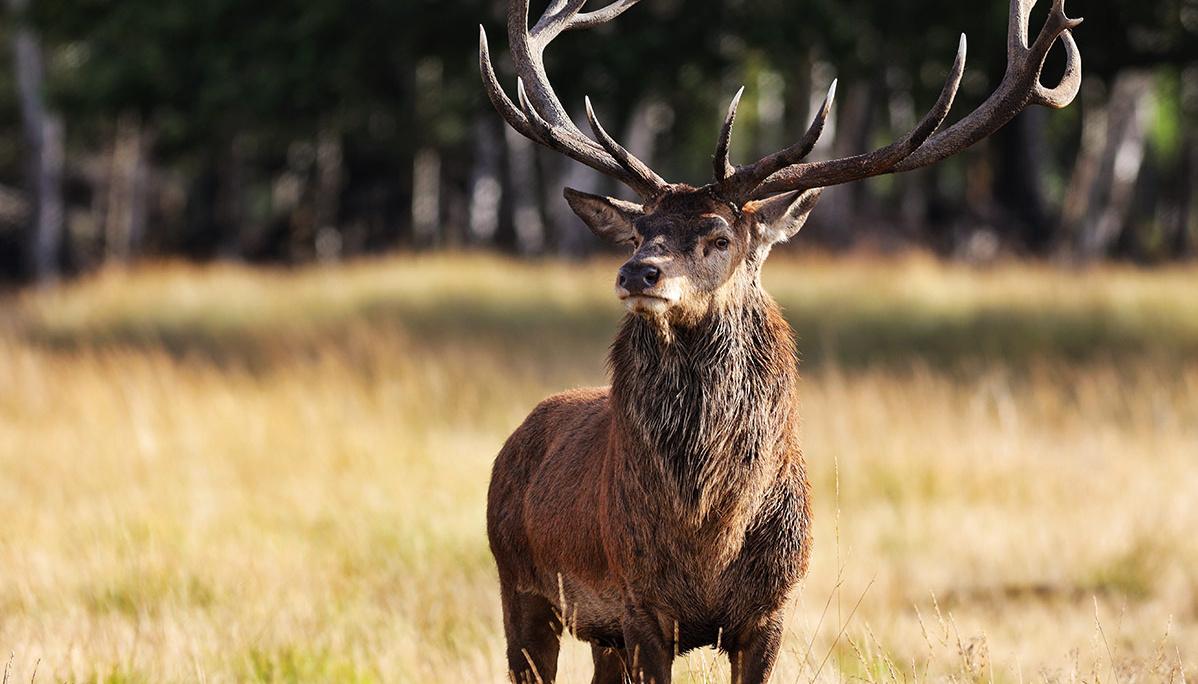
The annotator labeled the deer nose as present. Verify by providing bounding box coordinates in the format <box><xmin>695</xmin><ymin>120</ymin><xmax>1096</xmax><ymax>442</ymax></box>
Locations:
<box><xmin>617</xmin><ymin>262</ymin><xmax>661</xmax><ymax>294</ymax></box>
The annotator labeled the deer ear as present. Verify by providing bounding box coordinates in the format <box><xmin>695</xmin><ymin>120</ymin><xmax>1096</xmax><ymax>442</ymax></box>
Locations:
<box><xmin>747</xmin><ymin>189</ymin><xmax>823</xmax><ymax>244</ymax></box>
<box><xmin>564</xmin><ymin>187</ymin><xmax>645</xmax><ymax>245</ymax></box>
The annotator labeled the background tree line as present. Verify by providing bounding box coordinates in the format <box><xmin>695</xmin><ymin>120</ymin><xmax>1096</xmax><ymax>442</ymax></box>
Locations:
<box><xmin>0</xmin><ymin>0</ymin><xmax>1195</xmax><ymax>283</ymax></box>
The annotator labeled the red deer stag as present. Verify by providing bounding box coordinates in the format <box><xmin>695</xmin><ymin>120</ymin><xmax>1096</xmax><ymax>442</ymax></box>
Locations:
<box><xmin>480</xmin><ymin>1</ymin><xmax>1081</xmax><ymax>682</ymax></box>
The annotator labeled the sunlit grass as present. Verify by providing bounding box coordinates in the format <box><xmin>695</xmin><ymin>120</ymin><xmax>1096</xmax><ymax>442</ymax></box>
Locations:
<box><xmin>0</xmin><ymin>253</ymin><xmax>1195</xmax><ymax>682</ymax></box>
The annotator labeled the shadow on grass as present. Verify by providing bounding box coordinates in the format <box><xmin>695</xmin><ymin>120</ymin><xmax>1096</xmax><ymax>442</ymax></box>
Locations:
<box><xmin>17</xmin><ymin>292</ymin><xmax>1198</xmax><ymax>374</ymax></box>
<box><xmin>788</xmin><ymin>302</ymin><xmax>1197</xmax><ymax>369</ymax></box>
<box><xmin>18</xmin><ymin>295</ymin><xmax>621</xmax><ymax>375</ymax></box>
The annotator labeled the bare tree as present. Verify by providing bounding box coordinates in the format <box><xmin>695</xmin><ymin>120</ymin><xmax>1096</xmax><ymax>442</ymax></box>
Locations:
<box><xmin>1176</xmin><ymin>137</ymin><xmax>1196</xmax><ymax>259</ymax></box>
<box><xmin>468</xmin><ymin>115</ymin><xmax>504</xmax><ymax>245</ymax></box>
<box><xmin>503</xmin><ymin>124</ymin><xmax>544</xmax><ymax>254</ymax></box>
<box><xmin>412</xmin><ymin>59</ymin><xmax>445</xmax><ymax>247</ymax></box>
<box><xmin>104</xmin><ymin>114</ymin><xmax>152</xmax><ymax>263</ymax></box>
<box><xmin>1069</xmin><ymin>71</ymin><xmax>1153</xmax><ymax>260</ymax></box>
<box><xmin>7</xmin><ymin>0</ymin><xmax>64</xmax><ymax>282</ymax></box>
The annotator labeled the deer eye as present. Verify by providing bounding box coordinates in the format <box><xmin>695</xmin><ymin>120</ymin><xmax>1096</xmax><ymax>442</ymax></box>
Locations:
<box><xmin>713</xmin><ymin>237</ymin><xmax>731</xmax><ymax>251</ymax></box>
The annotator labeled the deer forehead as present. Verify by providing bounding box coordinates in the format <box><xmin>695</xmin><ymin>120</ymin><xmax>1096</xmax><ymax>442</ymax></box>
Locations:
<box><xmin>636</xmin><ymin>215</ymin><xmax>739</xmax><ymax>250</ymax></box>
<box><xmin>638</xmin><ymin>194</ymin><xmax>741</xmax><ymax>238</ymax></box>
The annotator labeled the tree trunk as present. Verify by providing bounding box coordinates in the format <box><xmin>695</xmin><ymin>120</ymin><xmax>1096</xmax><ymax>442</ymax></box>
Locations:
<box><xmin>1059</xmin><ymin>80</ymin><xmax>1107</xmax><ymax>256</ymax></box>
<box><xmin>754</xmin><ymin>70</ymin><xmax>786</xmax><ymax>163</ymax></box>
<box><xmin>811</xmin><ymin>79</ymin><xmax>876</xmax><ymax>247</ymax></box>
<box><xmin>8</xmin><ymin>0</ymin><xmax>65</xmax><ymax>283</ymax></box>
<box><xmin>411</xmin><ymin>148</ymin><xmax>441</xmax><ymax>248</ymax></box>
<box><xmin>1172</xmin><ymin>136</ymin><xmax>1195</xmax><ymax>259</ymax></box>
<box><xmin>411</xmin><ymin>57</ymin><xmax>444</xmax><ymax>248</ymax></box>
<box><xmin>105</xmin><ymin>113</ymin><xmax>151</xmax><ymax>263</ymax></box>
<box><xmin>218</xmin><ymin>137</ymin><xmax>249</xmax><ymax>258</ymax></box>
<box><xmin>994</xmin><ymin>108</ymin><xmax>1050</xmax><ymax>252</ymax></box>
<box><xmin>544</xmin><ymin>152</ymin><xmax>599</xmax><ymax>257</ymax></box>
<box><xmin>468</xmin><ymin>115</ymin><xmax>504</xmax><ymax>246</ymax></box>
<box><xmin>311</xmin><ymin>126</ymin><xmax>343</xmax><ymax>260</ymax></box>
<box><xmin>1072</xmin><ymin>72</ymin><xmax>1153</xmax><ymax>261</ymax></box>
<box><xmin>0</xmin><ymin>183</ymin><xmax>28</xmax><ymax>226</ymax></box>
<box><xmin>503</xmin><ymin>124</ymin><xmax>544</xmax><ymax>255</ymax></box>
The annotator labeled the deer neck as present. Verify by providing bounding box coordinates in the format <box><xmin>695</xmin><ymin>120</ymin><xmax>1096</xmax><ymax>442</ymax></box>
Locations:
<box><xmin>609</xmin><ymin>289</ymin><xmax>798</xmax><ymax>517</ymax></box>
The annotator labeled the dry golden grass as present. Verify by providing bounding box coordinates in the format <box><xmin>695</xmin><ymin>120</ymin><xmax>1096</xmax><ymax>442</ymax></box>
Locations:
<box><xmin>0</xmin><ymin>253</ymin><xmax>1196</xmax><ymax>683</ymax></box>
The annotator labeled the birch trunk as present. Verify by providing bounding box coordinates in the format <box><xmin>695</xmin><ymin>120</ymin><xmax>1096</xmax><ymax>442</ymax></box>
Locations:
<box><xmin>504</xmin><ymin>125</ymin><xmax>544</xmax><ymax>255</ymax></box>
<box><xmin>1073</xmin><ymin>72</ymin><xmax>1154</xmax><ymax>261</ymax></box>
<box><xmin>8</xmin><ymin>0</ymin><xmax>64</xmax><ymax>282</ymax></box>
<box><xmin>468</xmin><ymin>115</ymin><xmax>503</xmax><ymax>246</ymax></box>
<box><xmin>105</xmin><ymin>114</ymin><xmax>151</xmax><ymax>262</ymax></box>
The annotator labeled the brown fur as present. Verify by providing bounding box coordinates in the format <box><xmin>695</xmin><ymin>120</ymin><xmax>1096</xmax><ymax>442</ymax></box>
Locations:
<box><xmin>488</xmin><ymin>188</ymin><xmax>813</xmax><ymax>684</ymax></box>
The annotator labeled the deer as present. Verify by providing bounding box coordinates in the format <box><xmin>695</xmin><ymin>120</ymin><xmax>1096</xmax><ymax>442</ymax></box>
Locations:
<box><xmin>479</xmin><ymin>1</ymin><xmax>1081</xmax><ymax>682</ymax></box>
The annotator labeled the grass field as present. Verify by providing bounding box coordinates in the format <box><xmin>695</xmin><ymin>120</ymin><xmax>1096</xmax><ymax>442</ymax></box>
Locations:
<box><xmin>1</xmin><ymin>253</ymin><xmax>1196</xmax><ymax>683</ymax></box>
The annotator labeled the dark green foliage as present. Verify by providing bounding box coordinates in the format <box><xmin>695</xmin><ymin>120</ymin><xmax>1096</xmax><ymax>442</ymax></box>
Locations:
<box><xmin>0</xmin><ymin>0</ymin><xmax>1194</xmax><ymax>280</ymax></box>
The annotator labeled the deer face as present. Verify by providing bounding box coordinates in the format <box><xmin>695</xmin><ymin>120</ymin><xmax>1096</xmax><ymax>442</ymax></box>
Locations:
<box><xmin>566</xmin><ymin>186</ymin><xmax>822</xmax><ymax>321</ymax></box>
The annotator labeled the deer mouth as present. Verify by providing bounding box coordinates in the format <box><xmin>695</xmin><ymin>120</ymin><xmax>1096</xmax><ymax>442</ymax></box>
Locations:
<box><xmin>619</xmin><ymin>293</ymin><xmax>674</xmax><ymax>315</ymax></box>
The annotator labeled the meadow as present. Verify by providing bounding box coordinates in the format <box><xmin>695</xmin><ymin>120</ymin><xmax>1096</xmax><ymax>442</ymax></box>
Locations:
<box><xmin>1</xmin><ymin>253</ymin><xmax>1196</xmax><ymax>683</ymax></box>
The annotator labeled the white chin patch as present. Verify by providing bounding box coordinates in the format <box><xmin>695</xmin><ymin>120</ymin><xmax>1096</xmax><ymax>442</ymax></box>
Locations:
<box><xmin>623</xmin><ymin>296</ymin><xmax>671</xmax><ymax>315</ymax></box>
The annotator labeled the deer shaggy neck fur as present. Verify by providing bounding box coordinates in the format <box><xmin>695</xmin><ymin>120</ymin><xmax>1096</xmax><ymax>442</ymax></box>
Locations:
<box><xmin>610</xmin><ymin>287</ymin><xmax>799</xmax><ymax>524</ymax></box>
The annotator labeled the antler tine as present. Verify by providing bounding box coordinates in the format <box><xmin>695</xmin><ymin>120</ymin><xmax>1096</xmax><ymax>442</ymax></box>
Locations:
<box><xmin>506</xmin><ymin>0</ymin><xmax>587</xmax><ymax>148</ymax></box>
<box><xmin>748</xmin><ymin>37</ymin><xmax>965</xmax><ymax>199</ymax></box>
<box><xmin>543</xmin><ymin>0</ymin><xmax>573</xmax><ymax>18</ymax></box>
<box><xmin>1028</xmin><ymin>0</ymin><xmax>1083</xmax><ymax>107</ymax></box>
<box><xmin>892</xmin><ymin>0</ymin><xmax>1083</xmax><ymax>171</ymax></box>
<box><xmin>516</xmin><ymin>78</ymin><xmax>561</xmax><ymax>144</ymax></box>
<box><xmin>480</xmin><ymin>0</ymin><xmax>667</xmax><ymax>198</ymax></box>
<box><xmin>1008</xmin><ymin>0</ymin><xmax>1034</xmax><ymax>62</ymax></box>
<box><xmin>482</xmin><ymin>28</ymin><xmax>603</xmax><ymax>159</ymax></box>
<box><xmin>514</xmin><ymin>79</ymin><xmax>662</xmax><ymax>196</ymax></box>
<box><xmin>484</xmin><ymin>26</ymin><xmax>625</xmax><ymax>181</ymax></box>
<box><xmin>713</xmin><ymin>87</ymin><xmax>745</xmax><ymax>182</ymax></box>
<box><xmin>723</xmin><ymin>79</ymin><xmax>836</xmax><ymax>194</ymax></box>
<box><xmin>479</xmin><ymin>27</ymin><xmax>539</xmax><ymax>142</ymax></box>
<box><xmin>568</xmin><ymin>0</ymin><xmax>643</xmax><ymax>32</ymax></box>
<box><xmin>532</xmin><ymin>0</ymin><xmax>588</xmax><ymax>40</ymax></box>
<box><xmin>585</xmin><ymin>96</ymin><xmax>670</xmax><ymax>191</ymax></box>
<box><xmin>534</xmin><ymin>0</ymin><xmax>644</xmax><ymax>37</ymax></box>
<box><xmin>1034</xmin><ymin>29</ymin><xmax>1081</xmax><ymax>107</ymax></box>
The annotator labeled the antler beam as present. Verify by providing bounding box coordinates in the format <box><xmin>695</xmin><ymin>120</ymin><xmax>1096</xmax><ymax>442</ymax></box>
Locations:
<box><xmin>480</xmin><ymin>0</ymin><xmax>1082</xmax><ymax>211</ymax></box>
<box><xmin>479</xmin><ymin>0</ymin><xmax>668</xmax><ymax>199</ymax></box>
<box><xmin>891</xmin><ymin>0</ymin><xmax>1082</xmax><ymax>172</ymax></box>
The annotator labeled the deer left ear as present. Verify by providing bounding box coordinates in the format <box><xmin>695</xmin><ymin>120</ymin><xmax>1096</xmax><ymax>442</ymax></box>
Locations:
<box><xmin>564</xmin><ymin>187</ymin><xmax>645</xmax><ymax>245</ymax></box>
<box><xmin>746</xmin><ymin>189</ymin><xmax>823</xmax><ymax>244</ymax></box>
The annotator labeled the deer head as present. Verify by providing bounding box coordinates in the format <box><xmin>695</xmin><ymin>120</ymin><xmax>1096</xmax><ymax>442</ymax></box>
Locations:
<box><xmin>480</xmin><ymin>0</ymin><xmax>1082</xmax><ymax>324</ymax></box>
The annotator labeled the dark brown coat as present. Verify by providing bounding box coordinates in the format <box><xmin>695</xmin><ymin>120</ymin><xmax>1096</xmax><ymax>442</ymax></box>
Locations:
<box><xmin>488</xmin><ymin>260</ymin><xmax>810</xmax><ymax>683</ymax></box>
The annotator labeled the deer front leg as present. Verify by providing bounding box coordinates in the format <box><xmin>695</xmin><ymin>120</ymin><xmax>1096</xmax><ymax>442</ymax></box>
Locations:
<box><xmin>726</xmin><ymin>614</ymin><xmax>784</xmax><ymax>684</ymax></box>
<box><xmin>621</xmin><ymin>604</ymin><xmax>673</xmax><ymax>684</ymax></box>
<box><xmin>591</xmin><ymin>644</ymin><xmax>629</xmax><ymax>684</ymax></box>
<box><xmin>500</xmin><ymin>587</ymin><xmax>562</xmax><ymax>684</ymax></box>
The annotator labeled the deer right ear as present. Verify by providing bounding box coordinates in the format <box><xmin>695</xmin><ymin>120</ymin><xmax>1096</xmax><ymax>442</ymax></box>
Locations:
<box><xmin>746</xmin><ymin>189</ymin><xmax>823</xmax><ymax>245</ymax></box>
<box><xmin>564</xmin><ymin>188</ymin><xmax>645</xmax><ymax>246</ymax></box>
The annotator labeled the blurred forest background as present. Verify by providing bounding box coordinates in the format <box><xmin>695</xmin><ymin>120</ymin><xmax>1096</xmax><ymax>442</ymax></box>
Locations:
<box><xmin>0</xmin><ymin>0</ymin><xmax>1195</xmax><ymax>284</ymax></box>
<box><xmin>3</xmin><ymin>3</ymin><xmax>1198</xmax><ymax>680</ymax></box>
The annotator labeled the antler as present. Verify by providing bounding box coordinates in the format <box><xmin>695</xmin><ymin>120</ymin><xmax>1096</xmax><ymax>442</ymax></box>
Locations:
<box><xmin>480</xmin><ymin>0</ymin><xmax>669</xmax><ymax>199</ymax></box>
<box><xmin>719</xmin><ymin>0</ymin><xmax>1082</xmax><ymax>201</ymax></box>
